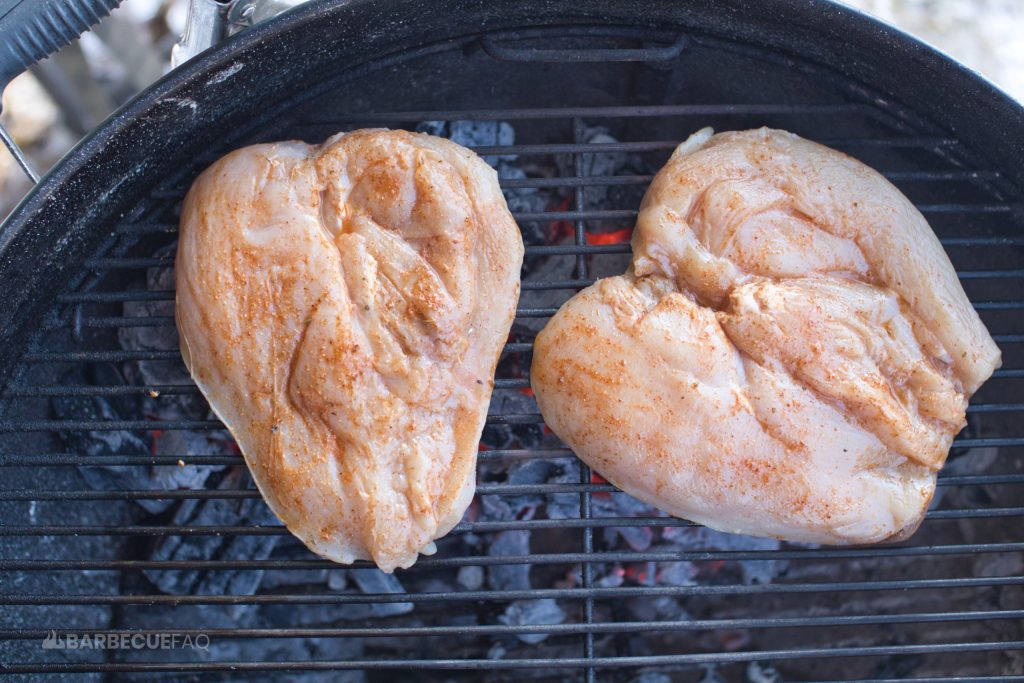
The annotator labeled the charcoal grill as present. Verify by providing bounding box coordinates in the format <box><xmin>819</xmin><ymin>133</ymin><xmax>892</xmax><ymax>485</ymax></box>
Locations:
<box><xmin>0</xmin><ymin>0</ymin><xmax>1022</xmax><ymax>680</ymax></box>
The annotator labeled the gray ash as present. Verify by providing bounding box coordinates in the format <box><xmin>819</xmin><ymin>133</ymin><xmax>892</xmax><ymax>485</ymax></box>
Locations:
<box><xmin>499</xmin><ymin>598</ymin><xmax>566</xmax><ymax>645</ymax></box>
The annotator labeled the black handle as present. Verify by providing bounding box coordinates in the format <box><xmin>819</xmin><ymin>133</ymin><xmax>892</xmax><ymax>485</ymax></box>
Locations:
<box><xmin>0</xmin><ymin>0</ymin><xmax>122</xmax><ymax>92</ymax></box>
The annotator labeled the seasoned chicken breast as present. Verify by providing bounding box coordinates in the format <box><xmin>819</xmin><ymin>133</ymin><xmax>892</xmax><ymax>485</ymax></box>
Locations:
<box><xmin>176</xmin><ymin>129</ymin><xmax>523</xmax><ymax>571</ymax></box>
<box><xmin>532</xmin><ymin>127</ymin><xmax>1000</xmax><ymax>545</ymax></box>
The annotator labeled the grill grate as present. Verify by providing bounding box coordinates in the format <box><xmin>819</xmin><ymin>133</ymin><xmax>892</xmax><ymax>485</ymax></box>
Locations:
<box><xmin>1</xmin><ymin>25</ymin><xmax>1023</xmax><ymax>681</ymax></box>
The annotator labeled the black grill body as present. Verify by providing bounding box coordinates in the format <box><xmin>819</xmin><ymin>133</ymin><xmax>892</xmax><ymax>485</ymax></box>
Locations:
<box><xmin>0</xmin><ymin>1</ymin><xmax>1022</xmax><ymax>679</ymax></box>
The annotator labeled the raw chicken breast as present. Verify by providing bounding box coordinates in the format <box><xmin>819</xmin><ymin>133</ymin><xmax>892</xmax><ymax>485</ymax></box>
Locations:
<box><xmin>176</xmin><ymin>129</ymin><xmax>523</xmax><ymax>571</ymax></box>
<box><xmin>531</xmin><ymin>127</ymin><xmax>1000</xmax><ymax>545</ymax></box>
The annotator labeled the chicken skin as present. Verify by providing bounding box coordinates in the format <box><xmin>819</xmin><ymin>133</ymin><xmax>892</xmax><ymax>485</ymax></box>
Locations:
<box><xmin>176</xmin><ymin>129</ymin><xmax>523</xmax><ymax>571</ymax></box>
<box><xmin>531</xmin><ymin>127</ymin><xmax>1000</xmax><ymax>545</ymax></box>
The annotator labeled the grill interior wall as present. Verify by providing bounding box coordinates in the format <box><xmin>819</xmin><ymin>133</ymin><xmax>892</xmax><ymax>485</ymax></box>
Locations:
<box><xmin>0</xmin><ymin>28</ymin><xmax>1021</xmax><ymax>681</ymax></box>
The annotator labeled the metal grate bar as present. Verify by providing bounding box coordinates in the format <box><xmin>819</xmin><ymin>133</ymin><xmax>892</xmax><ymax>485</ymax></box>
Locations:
<box><xmin>4</xmin><ymin>507</ymin><xmax>1022</xmax><ymax>536</ymax></box>
<box><xmin>3</xmin><ymin>575</ymin><xmax>1022</xmax><ymax>599</ymax></box>
<box><xmin>3</xmin><ymin>544</ymin><xmax>1024</xmax><ymax>572</ymax></box>
<box><xmin>3</xmin><ymin>640</ymin><xmax>1024</xmax><ymax>674</ymax></box>
<box><xmin>1</xmin><ymin>609</ymin><xmax>1022</xmax><ymax>639</ymax></box>
<box><xmin>570</xmin><ymin>116</ymin><xmax>598</xmax><ymax>682</ymax></box>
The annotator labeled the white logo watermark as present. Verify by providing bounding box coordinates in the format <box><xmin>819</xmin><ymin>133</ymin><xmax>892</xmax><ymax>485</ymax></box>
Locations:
<box><xmin>42</xmin><ymin>631</ymin><xmax>210</xmax><ymax>651</ymax></box>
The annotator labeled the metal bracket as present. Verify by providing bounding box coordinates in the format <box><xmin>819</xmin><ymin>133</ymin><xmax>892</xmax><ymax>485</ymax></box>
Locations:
<box><xmin>171</xmin><ymin>0</ymin><xmax>311</xmax><ymax>68</ymax></box>
<box><xmin>170</xmin><ymin>0</ymin><xmax>231</xmax><ymax>69</ymax></box>
<box><xmin>227</xmin><ymin>0</ymin><xmax>310</xmax><ymax>31</ymax></box>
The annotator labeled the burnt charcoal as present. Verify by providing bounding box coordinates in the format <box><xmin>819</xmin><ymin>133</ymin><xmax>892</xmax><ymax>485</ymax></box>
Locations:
<box><xmin>327</xmin><ymin>569</ymin><xmax>348</xmax><ymax>591</ymax></box>
<box><xmin>265</xmin><ymin>669</ymin><xmax>366</xmax><ymax>683</ymax></box>
<box><xmin>260</xmin><ymin>601</ymin><xmax>377</xmax><ymax>625</ymax></box>
<box><xmin>869</xmin><ymin>653</ymin><xmax>925</xmax><ymax>680</ymax></box>
<box><xmin>348</xmin><ymin>569</ymin><xmax>413</xmax><ymax>617</ymax></box>
<box><xmin>577</xmin><ymin>128</ymin><xmax>632</xmax><ymax>191</ymax></box>
<box><xmin>746</xmin><ymin>662</ymin><xmax>784</xmax><ymax>683</ymax></box>
<box><xmin>516</xmin><ymin>252</ymin><xmax>576</xmax><ymax>331</ymax></box>
<box><xmin>480</xmin><ymin>494</ymin><xmax>539</xmax><ymax>524</ymax></box>
<box><xmin>487</xmin><ymin>530</ymin><xmax>531</xmax><ymax>591</ymax></box>
<box><xmin>607</xmin><ymin>525</ymin><xmax>653</xmax><ymax>552</ymax></box>
<box><xmin>259</xmin><ymin>568</ymin><xmax>330</xmax><ymax>591</ymax></box>
<box><xmin>481</xmin><ymin>391</ymin><xmax>543</xmax><ymax>451</ymax></box>
<box><xmin>118</xmin><ymin>253</ymin><xmax>191</xmax><ymax>382</ymax></box>
<box><xmin>0</xmin><ymin>451</ymin><xmax>122</xmax><ymax>680</ymax></box>
<box><xmin>597</xmin><ymin>491</ymin><xmax>657</xmax><ymax>551</ymax></box>
<box><xmin>497</xmin><ymin>598</ymin><xmax>565</xmax><ymax>645</ymax></box>
<box><xmin>699</xmin><ymin>666</ymin><xmax>726</xmax><ymax>683</ymax></box>
<box><xmin>632</xmin><ymin>674</ymin><xmax>673</xmax><ymax>683</ymax></box>
<box><xmin>150</xmin><ymin>427</ymin><xmax>229</xmax><ymax>487</ymax></box>
<box><xmin>558</xmin><ymin>123</ymin><xmax>653</xmax><ymax>215</ymax></box>
<box><xmin>119</xmin><ymin>245</ymin><xmax>222</xmax><ymax>427</ymax></box>
<box><xmin>656</xmin><ymin>561</ymin><xmax>698</xmax><ymax>587</ymax></box>
<box><xmin>478</xmin><ymin>459</ymin><xmax>545</xmax><ymax>523</ymax></box>
<box><xmin>609</xmin><ymin>491</ymin><xmax>656</xmax><ymax>516</ymax></box>
<box><xmin>661</xmin><ymin>527</ymin><xmax>788</xmax><ymax>585</ymax></box>
<box><xmin>545</xmin><ymin>459</ymin><xmax>582</xmax><ymax>521</ymax></box>
<box><xmin>417</xmin><ymin>120</ymin><xmax>514</xmax><ymax>164</ymax></box>
<box><xmin>508</xmin><ymin>459</ymin><xmax>554</xmax><ymax>485</ymax></box>
<box><xmin>482</xmin><ymin>458</ymin><xmax>554</xmax><ymax>520</ymax></box>
<box><xmin>115</xmin><ymin>605</ymin><xmax>366</xmax><ymax>683</ymax></box>
<box><xmin>627</xmin><ymin>594</ymin><xmax>688</xmax><ymax>622</ymax></box>
<box><xmin>974</xmin><ymin>552</ymin><xmax>1024</xmax><ymax>577</ymax></box>
<box><xmin>51</xmin><ymin>365</ymin><xmax>222</xmax><ymax>515</ymax></box>
<box><xmin>595</xmin><ymin>567</ymin><xmax>625</xmax><ymax>588</ymax></box>
<box><xmin>457</xmin><ymin>565</ymin><xmax>485</xmax><ymax>591</ymax></box>
<box><xmin>144</xmin><ymin>468</ymin><xmax>279</xmax><ymax>598</ymax></box>
<box><xmin>930</xmin><ymin>444</ymin><xmax>998</xmax><ymax>508</ymax></box>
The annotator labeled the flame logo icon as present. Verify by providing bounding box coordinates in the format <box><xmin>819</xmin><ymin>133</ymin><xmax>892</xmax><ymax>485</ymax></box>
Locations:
<box><xmin>41</xmin><ymin>630</ymin><xmax>65</xmax><ymax>649</ymax></box>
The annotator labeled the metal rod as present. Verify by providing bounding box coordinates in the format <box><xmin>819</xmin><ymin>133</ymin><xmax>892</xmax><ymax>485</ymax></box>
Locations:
<box><xmin>1</xmin><ymin>574</ymin><xmax>1021</xmax><ymax>596</ymax></box>
<box><xmin>2</xmin><ymin>640</ymin><xmax>1023</xmax><ymax>673</ymax></box>
<box><xmin>0</xmin><ymin>121</ymin><xmax>40</xmax><ymax>183</ymax></box>
<box><xmin>2</xmin><ymin>508</ymin><xmax>1021</xmax><ymax>536</ymax></box>
<box><xmin>1</xmin><ymin>608</ymin><xmax>1021</xmax><ymax>639</ymax></box>
<box><xmin>2</xmin><ymin>544</ymin><xmax>1023</xmax><ymax>572</ymax></box>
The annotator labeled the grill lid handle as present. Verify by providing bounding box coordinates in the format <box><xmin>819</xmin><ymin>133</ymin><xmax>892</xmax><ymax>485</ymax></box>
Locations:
<box><xmin>0</xmin><ymin>0</ymin><xmax>122</xmax><ymax>182</ymax></box>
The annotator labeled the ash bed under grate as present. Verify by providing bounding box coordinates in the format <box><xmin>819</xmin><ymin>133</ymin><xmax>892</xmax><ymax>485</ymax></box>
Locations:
<box><xmin>0</xmin><ymin>26</ymin><xmax>1022</xmax><ymax>682</ymax></box>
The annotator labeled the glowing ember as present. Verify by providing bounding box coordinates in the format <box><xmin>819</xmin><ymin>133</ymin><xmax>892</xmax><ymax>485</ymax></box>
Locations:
<box><xmin>585</xmin><ymin>227</ymin><xmax>634</xmax><ymax>245</ymax></box>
